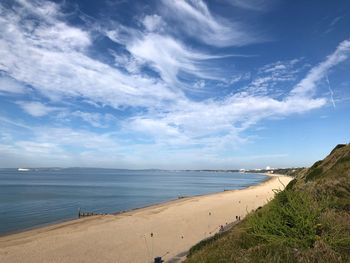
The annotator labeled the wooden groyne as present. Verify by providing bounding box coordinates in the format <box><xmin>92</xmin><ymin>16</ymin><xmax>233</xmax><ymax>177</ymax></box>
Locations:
<box><xmin>78</xmin><ymin>208</ymin><xmax>109</xmax><ymax>218</ymax></box>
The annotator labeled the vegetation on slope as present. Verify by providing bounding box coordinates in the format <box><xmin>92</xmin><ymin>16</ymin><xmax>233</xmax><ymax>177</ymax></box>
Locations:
<box><xmin>185</xmin><ymin>144</ymin><xmax>350</xmax><ymax>263</ymax></box>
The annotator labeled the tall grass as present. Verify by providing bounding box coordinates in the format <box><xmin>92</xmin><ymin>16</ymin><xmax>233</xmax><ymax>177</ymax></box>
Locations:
<box><xmin>247</xmin><ymin>189</ymin><xmax>321</xmax><ymax>248</ymax></box>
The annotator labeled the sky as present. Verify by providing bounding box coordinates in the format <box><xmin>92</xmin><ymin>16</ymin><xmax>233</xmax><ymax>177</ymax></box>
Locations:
<box><xmin>0</xmin><ymin>0</ymin><xmax>350</xmax><ymax>169</ymax></box>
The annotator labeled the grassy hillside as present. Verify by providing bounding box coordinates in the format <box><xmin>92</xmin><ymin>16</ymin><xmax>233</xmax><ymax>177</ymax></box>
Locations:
<box><xmin>185</xmin><ymin>144</ymin><xmax>350</xmax><ymax>263</ymax></box>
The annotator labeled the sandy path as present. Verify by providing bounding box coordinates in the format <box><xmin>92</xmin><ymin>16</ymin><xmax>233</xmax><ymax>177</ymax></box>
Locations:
<box><xmin>0</xmin><ymin>175</ymin><xmax>292</xmax><ymax>263</ymax></box>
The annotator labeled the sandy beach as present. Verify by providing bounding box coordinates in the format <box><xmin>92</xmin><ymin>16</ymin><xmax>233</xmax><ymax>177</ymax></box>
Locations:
<box><xmin>0</xmin><ymin>174</ymin><xmax>292</xmax><ymax>263</ymax></box>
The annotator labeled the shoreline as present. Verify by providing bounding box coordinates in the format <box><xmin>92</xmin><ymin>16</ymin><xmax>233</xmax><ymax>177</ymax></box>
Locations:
<box><xmin>0</xmin><ymin>174</ymin><xmax>292</xmax><ymax>263</ymax></box>
<box><xmin>0</xmin><ymin>173</ymin><xmax>271</xmax><ymax>238</ymax></box>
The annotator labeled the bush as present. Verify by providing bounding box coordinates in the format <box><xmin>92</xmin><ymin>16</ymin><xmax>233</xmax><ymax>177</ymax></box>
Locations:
<box><xmin>247</xmin><ymin>189</ymin><xmax>321</xmax><ymax>248</ymax></box>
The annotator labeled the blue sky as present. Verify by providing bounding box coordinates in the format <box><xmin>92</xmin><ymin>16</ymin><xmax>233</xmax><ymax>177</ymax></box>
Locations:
<box><xmin>0</xmin><ymin>0</ymin><xmax>349</xmax><ymax>169</ymax></box>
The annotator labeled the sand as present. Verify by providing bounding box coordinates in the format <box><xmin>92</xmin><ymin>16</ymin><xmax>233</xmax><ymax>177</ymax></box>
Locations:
<box><xmin>0</xmin><ymin>174</ymin><xmax>292</xmax><ymax>263</ymax></box>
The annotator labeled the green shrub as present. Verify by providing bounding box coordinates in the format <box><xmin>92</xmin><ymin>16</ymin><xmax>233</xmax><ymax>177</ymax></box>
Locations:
<box><xmin>247</xmin><ymin>189</ymin><xmax>321</xmax><ymax>248</ymax></box>
<box><xmin>305</xmin><ymin>167</ymin><xmax>323</xmax><ymax>181</ymax></box>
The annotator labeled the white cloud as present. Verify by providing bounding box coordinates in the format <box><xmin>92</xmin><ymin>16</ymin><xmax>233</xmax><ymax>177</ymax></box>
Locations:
<box><xmin>228</xmin><ymin>0</ymin><xmax>275</xmax><ymax>11</ymax></box>
<box><xmin>104</xmin><ymin>20</ymin><xmax>236</xmax><ymax>88</ymax></box>
<box><xmin>34</xmin><ymin>21</ymin><xmax>91</xmax><ymax>51</ymax></box>
<box><xmin>291</xmin><ymin>39</ymin><xmax>350</xmax><ymax>97</ymax></box>
<box><xmin>15</xmin><ymin>141</ymin><xmax>63</xmax><ymax>154</ymax></box>
<box><xmin>0</xmin><ymin>0</ymin><xmax>348</xmax><ymax>168</ymax></box>
<box><xmin>0</xmin><ymin>0</ymin><xmax>181</xmax><ymax>109</ymax></box>
<box><xmin>103</xmin><ymin>1</ymin><xmax>259</xmax><ymax>89</ymax></box>
<box><xmin>128</xmin><ymin>118</ymin><xmax>186</xmax><ymax>144</ymax></box>
<box><xmin>17</xmin><ymin>101</ymin><xmax>60</xmax><ymax>117</ymax></box>
<box><xmin>160</xmin><ymin>0</ymin><xmax>261</xmax><ymax>47</ymax></box>
<box><xmin>127</xmin><ymin>33</ymin><xmax>225</xmax><ymax>87</ymax></box>
<box><xmin>193</xmin><ymin>80</ymin><xmax>206</xmax><ymax>89</ymax></box>
<box><xmin>324</xmin><ymin>15</ymin><xmax>345</xmax><ymax>34</ymax></box>
<box><xmin>0</xmin><ymin>0</ymin><xmax>251</xmax><ymax>110</ymax></box>
<box><xmin>0</xmin><ymin>76</ymin><xmax>26</xmax><ymax>94</ymax></box>
<box><xmin>0</xmin><ymin>125</ymin><xmax>128</xmax><ymax>168</ymax></box>
<box><xmin>33</xmin><ymin>127</ymin><xmax>119</xmax><ymax>151</ymax></box>
<box><xmin>70</xmin><ymin>111</ymin><xmax>116</xmax><ymax>128</ymax></box>
<box><xmin>125</xmin><ymin>92</ymin><xmax>326</xmax><ymax>155</ymax></box>
<box><xmin>118</xmin><ymin>40</ymin><xmax>350</xmax><ymax>155</ymax></box>
<box><xmin>110</xmin><ymin>51</ymin><xmax>143</xmax><ymax>74</ymax></box>
<box><xmin>142</xmin><ymin>15</ymin><xmax>165</xmax><ymax>32</ymax></box>
<box><xmin>242</xmin><ymin>59</ymin><xmax>302</xmax><ymax>96</ymax></box>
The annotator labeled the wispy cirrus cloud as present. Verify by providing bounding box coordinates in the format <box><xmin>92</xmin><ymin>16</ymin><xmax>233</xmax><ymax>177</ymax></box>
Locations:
<box><xmin>0</xmin><ymin>0</ymin><xmax>181</xmax><ymax>109</ymax></box>
<box><xmin>103</xmin><ymin>2</ymin><xmax>257</xmax><ymax>90</ymax></box>
<box><xmin>228</xmin><ymin>0</ymin><xmax>276</xmax><ymax>12</ymax></box>
<box><xmin>125</xmin><ymin>93</ymin><xmax>326</xmax><ymax>154</ymax></box>
<box><xmin>126</xmin><ymin>33</ymin><xmax>228</xmax><ymax>87</ymax></box>
<box><xmin>159</xmin><ymin>0</ymin><xmax>263</xmax><ymax>47</ymax></box>
<box><xmin>0</xmin><ymin>0</ymin><xmax>349</xmax><ymax>168</ymax></box>
<box><xmin>17</xmin><ymin>101</ymin><xmax>117</xmax><ymax>128</ymax></box>
<box><xmin>122</xmin><ymin>39</ymin><xmax>350</xmax><ymax>154</ymax></box>
<box><xmin>242</xmin><ymin>59</ymin><xmax>303</xmax><ymax>96</ymax></box>
<box><xmin>291</xmin><ymin>39</ymin><xmax>350</xmax><ymax>97</ymax></box>
<box><xmin>324</xmin><ymin>15</ymin><xmax>346</xmax><ymax>34</ymax></box>
<box><xmin>104</xmin><ymin>18</ymin><xmax>242</xmax><ymax>89</ymax></box>
<box><xmin>69</xmin><ymin>111</ymin><xmax>117</xmax><ymax>128</ymax></box>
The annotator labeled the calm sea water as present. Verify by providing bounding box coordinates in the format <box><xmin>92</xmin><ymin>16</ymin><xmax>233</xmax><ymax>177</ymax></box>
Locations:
<box><xmin>0</xmin><ymin>168</ymin><xmax>267</xmax><ymax>235</ymax></box>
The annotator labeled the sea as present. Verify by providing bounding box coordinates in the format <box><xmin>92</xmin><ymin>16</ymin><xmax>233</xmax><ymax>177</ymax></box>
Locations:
<box><xmin>0</xmin><ymin>168</ymin><xmax>267</xmax><ymax>236</ymax></box>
